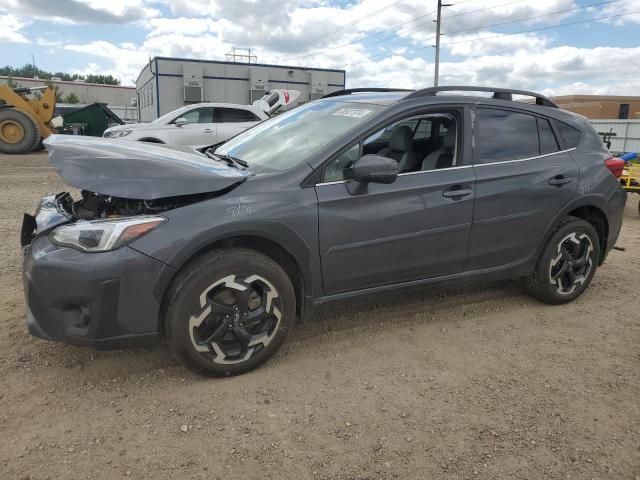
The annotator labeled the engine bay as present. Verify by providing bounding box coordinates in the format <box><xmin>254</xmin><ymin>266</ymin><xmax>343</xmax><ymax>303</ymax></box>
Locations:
<box><xmin>57</xmin><ymin>189</ymin><xmax>221</xmax><ymax>220</ymax></box>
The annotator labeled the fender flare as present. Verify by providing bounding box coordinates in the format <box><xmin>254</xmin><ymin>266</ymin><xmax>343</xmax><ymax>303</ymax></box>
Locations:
<box><xmin>534</xmin><ymin>194</ymin><xmax>610</xmax><ymax>263</ymax></box>
<box><xmin>151</xmin><ymin>219</ymin><xmax>316</xmax><ymax>310</ymax></box>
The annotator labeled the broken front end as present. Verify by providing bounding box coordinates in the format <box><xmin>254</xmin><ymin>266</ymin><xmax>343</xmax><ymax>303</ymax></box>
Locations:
<box><xmin>22</xmin><ymin>135</ymin><xmax>248</xmax><ymax>349</ymax></box>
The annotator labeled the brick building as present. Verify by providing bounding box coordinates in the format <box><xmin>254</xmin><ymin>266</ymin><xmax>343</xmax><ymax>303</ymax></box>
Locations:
<box><xmin>552</xmin><ymin>95</ymin><xmax>640</xmax><ymax>119</ymax></box>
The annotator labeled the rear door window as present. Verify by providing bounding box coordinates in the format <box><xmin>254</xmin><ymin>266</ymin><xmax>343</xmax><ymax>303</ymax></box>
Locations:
<box><xmin>216</xmin><ymin>108</ymin><xmax>261</xmax><ymax>123</ymax></box>
<box><xmin>476</xmin><ymin>109</ymin><xmax>539</xmax><ymax>163</ymax></box>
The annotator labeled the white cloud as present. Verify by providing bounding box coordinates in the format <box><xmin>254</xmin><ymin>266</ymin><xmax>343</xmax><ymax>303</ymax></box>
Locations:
<box><xmin>0</xmin><ymin>0</ymin><xmax>159</xmax><ymax>24</ymax></box>
<box><xmin>4</xmin><ymin>0</ymin><xmax>638</xmax><ymax>96</ymax></box>
<box><xmin>600</xmin><ymin>0</ymin><xmax>640</xmax><ymax>24</ymax></box>
<box><xmin>437</xmin><ymin>45</ymin><xmax>640</xmax><ymax>95</ymax></box>
<box><xmin>0</xmin><ymin>14</ymin><xmax>29</xmax><ymax>43</ymax></box>
<box><xmin>64</xmin><ymin>41</ymin><xmax>149</xmax><ymax>84</ymax></box>
<box><xmin>446</xmin><ymin>32</ymin><xmax>551</xmax><ymax>57</ymax></box>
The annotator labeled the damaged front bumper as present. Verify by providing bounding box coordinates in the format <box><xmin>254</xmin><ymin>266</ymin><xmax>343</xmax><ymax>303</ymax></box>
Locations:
<box><xmin>22</xmin><ymin>232</ymin><xmax>172</xmax><ymax>350</ymax></box>
<box><xmin>21</xmin><ymin>193</ymin><xmax>73</xmax><ymax>248</ymax></box>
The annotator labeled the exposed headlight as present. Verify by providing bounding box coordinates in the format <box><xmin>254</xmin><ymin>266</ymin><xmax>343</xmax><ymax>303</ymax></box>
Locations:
<box><xmin>104</xmin><ymin>129</ymin><xmax>132</xmax><ymax>138</ymax></box>
<box><xmin>50</xmin><ymin>216</ymin><xmax>165</xmax><ymax>252</ymax></box>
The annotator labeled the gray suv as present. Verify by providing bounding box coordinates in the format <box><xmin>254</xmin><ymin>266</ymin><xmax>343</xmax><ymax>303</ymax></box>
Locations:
<box><xmin>22</xmin><ymin>86</ymin><xmax>627</xmax><ymax>376</ymax></box>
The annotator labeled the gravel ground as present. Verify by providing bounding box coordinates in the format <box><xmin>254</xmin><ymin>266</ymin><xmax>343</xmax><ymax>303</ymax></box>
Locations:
<box><xmin>1</xmin><ymin>151</ymin><xmax>639</xmax><ymax>480</ymax></box>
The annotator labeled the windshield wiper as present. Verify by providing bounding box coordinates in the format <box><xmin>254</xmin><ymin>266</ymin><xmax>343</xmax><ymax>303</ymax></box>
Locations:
<box><xmin>205</xmin><ymin>151</ymin><xmax>249</xmax><ymax>169</ymax></box>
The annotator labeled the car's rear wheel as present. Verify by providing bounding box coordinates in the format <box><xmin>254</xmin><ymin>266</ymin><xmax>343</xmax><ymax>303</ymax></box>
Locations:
<box><xmin>526</xmin><ymin>216</ymin><xmax>600</xmax><ymax>304</ymax></box>
<box><xmin>165</xmin><ymin>248</ymin><xmax>295</xmax><ymax>376</ymax></box>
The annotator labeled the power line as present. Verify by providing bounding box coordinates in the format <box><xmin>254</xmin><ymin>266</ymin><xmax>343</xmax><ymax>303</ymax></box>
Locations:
<box><xmin>350</xmin><ymin>0</ymin><xmax>490</xmax><ymax>48</ymax></box>
<box><xmin>283</xmin><ymin>6</ymin><xmax>438</xmax><ymax>63</ymax></box>
<box><xmin>443</xmin><ymin>0</ymin><xmax>620</xmax><ymax>37</ymax></box>
<box><xmin>286</xmin><ymin>0</ymin><xmax>524</xmax><ymax>63</ymax></box>
<box><xmin>357</xmin><ymin>0</ymin><xmax>526</xmax><ymax>51</ymax></box>
<box><xmin>442</xmin><ymin>9</ymin><xmax>640</xmax><ymax>47</ymax></box>
<box><xmin>364</xmin><ymin>0</ymin><xmax>621</xmax><ymax>62</ymax></box>
<box><xmin>362</xmin><ymin>0</ymin><xmax>625</xmax><ymax>64</ymax></box>
<box><xmin>296</xmin><ymin>0</ymin><xmax>407</xmax><ymax>48</ymax></box>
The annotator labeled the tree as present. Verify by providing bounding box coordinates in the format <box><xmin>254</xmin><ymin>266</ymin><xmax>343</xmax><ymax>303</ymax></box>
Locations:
<box><xmin>63</xmin><ymin>92</ymin><xmax>80</xmax><ymax>104</ymax></box>
<box><xmin>0</xmin><ymin>64</ymin><xmax>121</xmax><ymax>85</ymax></box>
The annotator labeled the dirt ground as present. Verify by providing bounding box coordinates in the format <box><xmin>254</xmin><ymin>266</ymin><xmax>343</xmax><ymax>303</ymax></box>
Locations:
<box><xmin>0</xmin><ymin>151</ymin><xmax>638</xmax><ymax>480</ymax></box>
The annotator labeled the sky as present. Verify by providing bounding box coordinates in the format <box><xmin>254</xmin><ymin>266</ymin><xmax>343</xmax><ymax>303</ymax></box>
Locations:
<box><xmin>0</xmin><ymin>0</ymin><xmax>639</xmax><ymax>96</ymax></box>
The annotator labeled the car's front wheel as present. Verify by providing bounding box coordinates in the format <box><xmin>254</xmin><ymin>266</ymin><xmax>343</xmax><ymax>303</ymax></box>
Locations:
<box><xmin>526</xmin><ymin>216</ymin><xmax>600</xmax><ymax>304</ymax></box>
<box><xmin>165</xmin><ymin>248</ymin><xmax>295</xmax><ymax>376</ymax></box>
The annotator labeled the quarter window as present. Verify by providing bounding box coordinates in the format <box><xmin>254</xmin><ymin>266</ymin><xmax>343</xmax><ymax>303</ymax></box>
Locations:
<box><xmin>556</xmin><ymin>120</ymin><xmax>581</xmax><ymax>149</ymax></box>
<box><xmin>537</xmin><ymin>117</ymin><xmax>559</xmax><ymax>155</ymax></box>
<box><xmin>476</xmin><ymin>109</ymin><xmax>539</xmax><ymax>163</ymax></box>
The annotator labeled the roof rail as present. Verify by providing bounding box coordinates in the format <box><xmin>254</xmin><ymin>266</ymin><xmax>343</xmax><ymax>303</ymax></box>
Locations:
<box><xmin>403</xmin><ymin>86</ymin><xmax>559</xmax><ymax>108</ymax></box>
<box><xmin>322</xmin><ymin>88</ymin><xmax>414</xmax><ymax>99</ymax></box>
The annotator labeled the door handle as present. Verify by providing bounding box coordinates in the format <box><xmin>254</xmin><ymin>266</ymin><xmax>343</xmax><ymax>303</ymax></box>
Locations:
<box><xmin>203</xmin><ymin>128</ymin><xmax>214</xmax><ymax>133</ymax></box>
<box><xmin>443</xmin><ymin>186</ymin><xmax>472</xmax><ymax>198</ymax></box>
<box><xmin>549</xmin><ymin>175</ymin><xmax>572</xmax><ymax>186</ymax></box>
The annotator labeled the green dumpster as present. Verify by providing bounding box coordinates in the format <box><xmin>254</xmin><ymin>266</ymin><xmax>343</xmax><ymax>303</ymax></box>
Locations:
<box><xmin>56</xmin><ymin>103</ymin><xmax>125</xmax><ymax>137</ymax></box>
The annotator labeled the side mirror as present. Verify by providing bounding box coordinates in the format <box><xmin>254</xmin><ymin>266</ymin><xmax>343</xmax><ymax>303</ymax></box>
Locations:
<box><xmin>347</xmin><ymin>154</ymin><xmax>398</xmax><ymax>195</ymax></box>
<box><xmin>174</xmin><ymin>117</ymin><xmax>188</xmax><ymax>127</ymax></box>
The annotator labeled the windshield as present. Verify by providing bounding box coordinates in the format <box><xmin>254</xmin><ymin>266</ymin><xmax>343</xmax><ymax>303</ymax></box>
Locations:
<box><xmin>215</xmin><ymin>101</ymin><xmax>384</xmax><ymax>173</ymax></box>
<box><xmin>151</xmin><ymin>106</ymin><xmax>190</xmax><ymax>125</ymax></box>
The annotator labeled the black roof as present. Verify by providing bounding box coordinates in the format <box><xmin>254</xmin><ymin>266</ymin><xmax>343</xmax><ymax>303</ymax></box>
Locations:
<box><xmin>321</xmin><ymin>86</ymin><xmax>559</xmax><ymax>108</ymax></box>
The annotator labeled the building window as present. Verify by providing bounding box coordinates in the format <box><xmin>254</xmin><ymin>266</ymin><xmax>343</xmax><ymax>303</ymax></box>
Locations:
<box><xmin>618</xmin><ymin>103</ymin><xmax>629</xmax><ymax>119</ymax></box>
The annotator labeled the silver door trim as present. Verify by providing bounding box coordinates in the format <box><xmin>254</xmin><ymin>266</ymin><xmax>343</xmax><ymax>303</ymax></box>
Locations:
<box><xmin>315</xmin><ymin>164</ymin><xmax>474</xmax><ymax>187</ymax></box>
<box><xmin>314</xmin><ymin>148</ymin><xmax>576</xmax><ymax>187</ymax></box>
<box><xmin>474</xmin><ymin>148</ymin><xmax>577</xmax><ymax>168</ymax></box>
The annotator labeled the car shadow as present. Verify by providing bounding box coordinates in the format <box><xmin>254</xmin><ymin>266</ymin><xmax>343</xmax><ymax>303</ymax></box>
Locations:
<box><xmin>23</xmin><ymin>280</ymin><xmax>525</xmax><ymax>381</ymax></box>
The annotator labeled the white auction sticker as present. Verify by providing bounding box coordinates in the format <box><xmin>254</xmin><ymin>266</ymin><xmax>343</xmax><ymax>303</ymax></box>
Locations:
<box><xmin>332</xmin><ymin>108</ymin><xmax>372</xmax><ymax>118</ymax></box>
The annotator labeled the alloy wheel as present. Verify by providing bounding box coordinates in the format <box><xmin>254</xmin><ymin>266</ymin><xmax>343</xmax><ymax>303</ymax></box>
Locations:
<box><xmin>188</xmin><ymin>274</ymin><xmax>281</xmax><ymax>364</ymax></box>
<box><xmin>548</xmin><ymin>232</ymin><xmax>594</xmax><ymax>295</ymax></box>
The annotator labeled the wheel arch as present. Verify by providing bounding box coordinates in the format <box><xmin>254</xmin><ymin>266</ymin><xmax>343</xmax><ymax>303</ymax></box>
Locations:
<box><xmin>539</xmin><ymin>196</ymin><xmax>610</xmax><ymax>265</ymax></box>
<box><xmin>157</xmin><ymin>230</ymin><xmax>312</xmax><ymax>335</ymax></box>
<box><xmin>137</xmin><ymin>137</ymin><xmax>164</xmax><ymax>143</ymax></box>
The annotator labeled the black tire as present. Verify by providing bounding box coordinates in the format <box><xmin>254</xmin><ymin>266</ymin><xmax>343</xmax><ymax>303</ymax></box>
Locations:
<box><xmin>0</xmin><ymin>109</ymin><xmax>40</xmax><ymax>154</ymax></box>
<box><xmin>526</xmin><ymin>216</ymin><xmax>600</xmax><ymax>305</ymax></box>
<box><xmin>165</xmin><ymin>248</ymin><xmax>295</xmax><ymax>377</ymax></box>
<box><xmin>30</xmin><ymin>138</ymin><xmax>46</xmax><ymax>152</ymax></box>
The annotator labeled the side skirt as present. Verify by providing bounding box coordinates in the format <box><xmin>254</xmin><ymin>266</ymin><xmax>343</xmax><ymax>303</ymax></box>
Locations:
<box><xmin>303</xmin><ymin>260</ymin><xmax>534</xmax><ymax>319</ymax></box>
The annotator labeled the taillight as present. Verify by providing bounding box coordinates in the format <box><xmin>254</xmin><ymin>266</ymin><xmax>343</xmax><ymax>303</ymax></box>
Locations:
<box><xmin>605</xmin><ymin>158</ymin><xmax>625</xmax><ymax>178</ymax></box>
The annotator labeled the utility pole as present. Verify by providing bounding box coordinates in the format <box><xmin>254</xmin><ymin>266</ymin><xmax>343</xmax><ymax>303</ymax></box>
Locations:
<box><xmin>433</xmin><ymin>0</ymin><xmax>452</xmax><ymax>87</ymax></box>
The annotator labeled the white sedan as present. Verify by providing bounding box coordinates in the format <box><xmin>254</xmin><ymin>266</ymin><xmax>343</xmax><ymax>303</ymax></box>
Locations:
<box><xmin>103</xmin><ymin>90</ymin><xmax>300</xmax><ymax>148</ymax></box>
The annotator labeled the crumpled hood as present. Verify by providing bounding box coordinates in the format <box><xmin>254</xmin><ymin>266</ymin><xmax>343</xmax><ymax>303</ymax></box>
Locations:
<box><xmin>44</xmin><ymin>135</ymin><xmax>249</xmax><ymax>200</ymax></box>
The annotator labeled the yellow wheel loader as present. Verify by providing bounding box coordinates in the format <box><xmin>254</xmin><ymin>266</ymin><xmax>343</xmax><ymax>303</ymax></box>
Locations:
<box><xmin>0</xmin><ymin>84</ymin><xmax>56</xmax><ymax>154</ymax></box>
